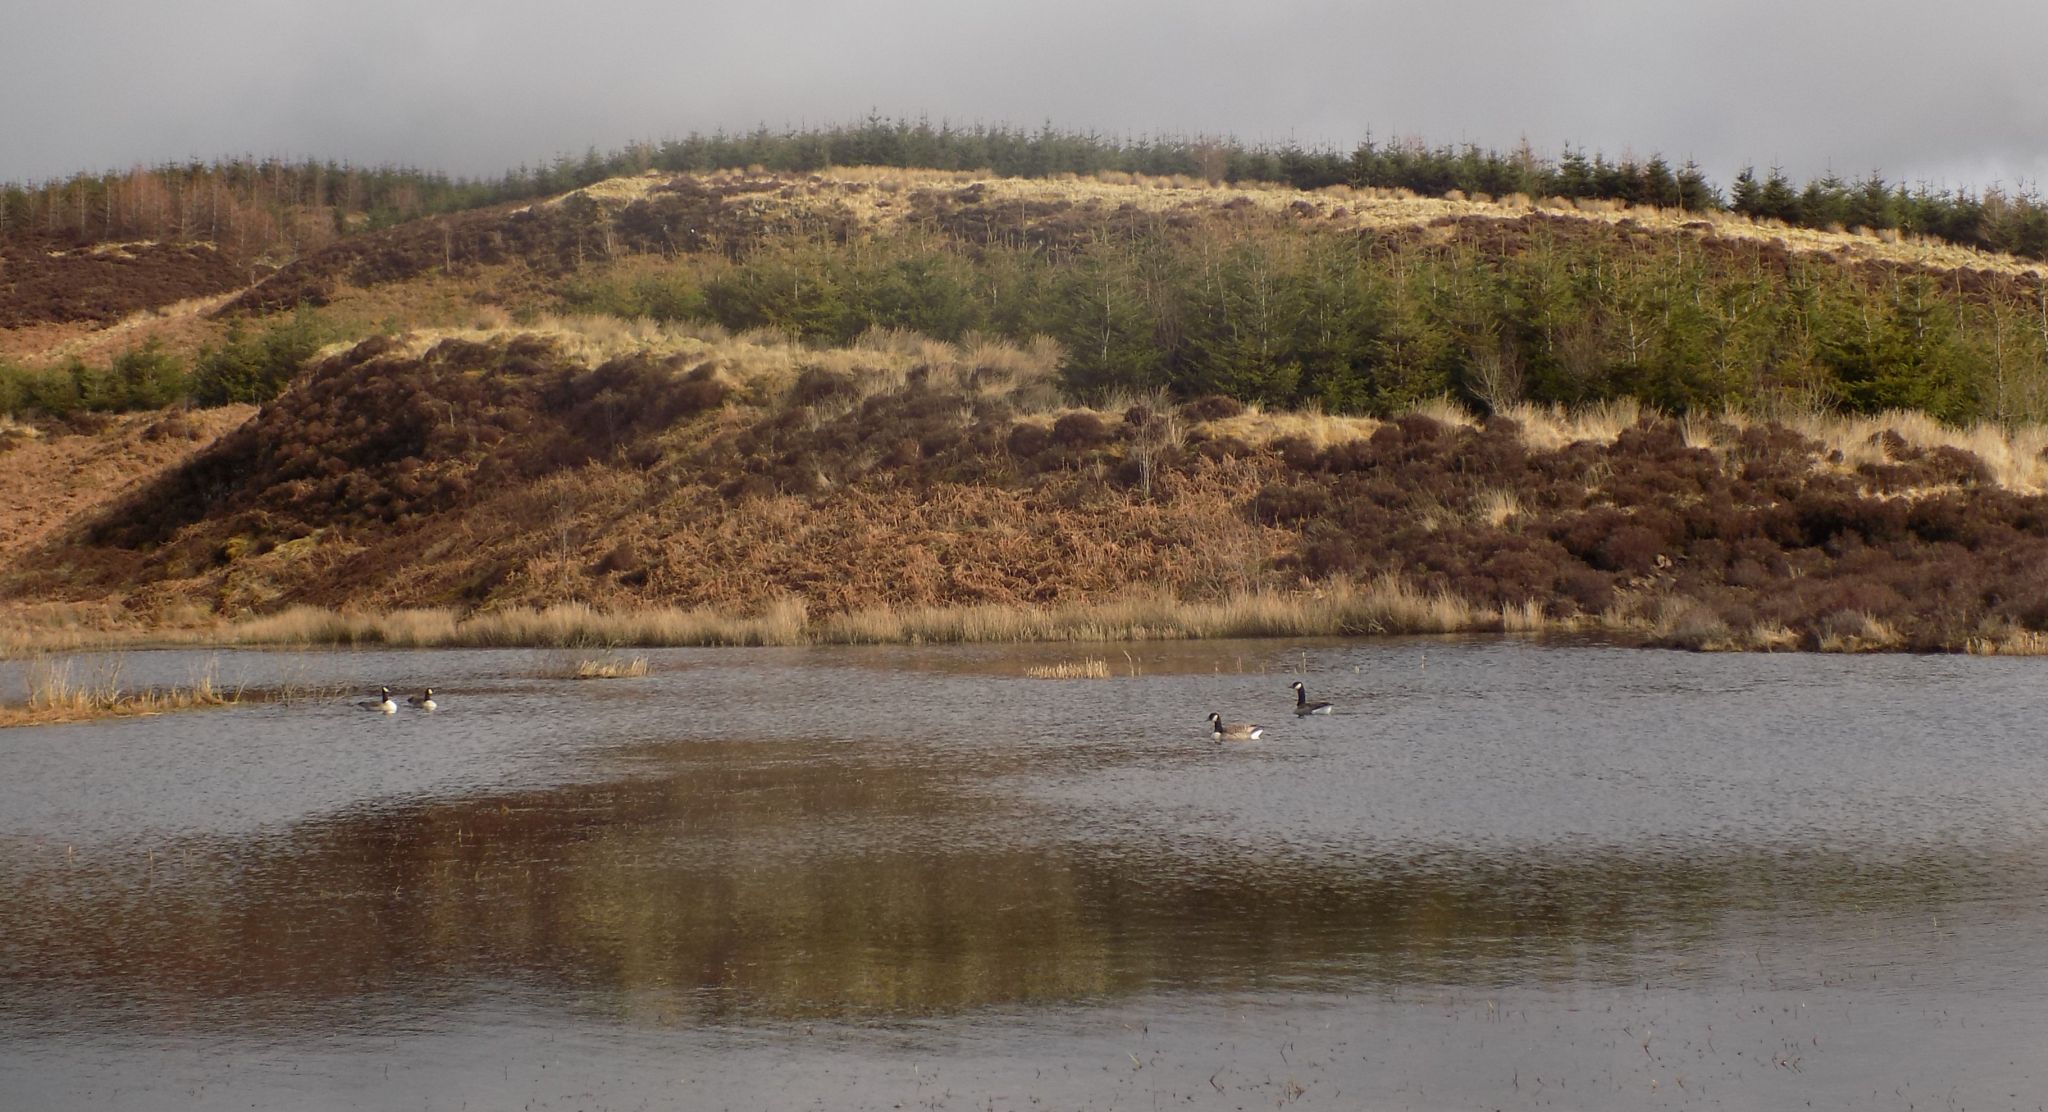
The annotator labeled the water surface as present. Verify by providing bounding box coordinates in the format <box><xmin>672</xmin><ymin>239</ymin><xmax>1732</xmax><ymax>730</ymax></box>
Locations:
<box><xmin>3</xmin><ymin>640</ymin><xmax>2045</xmax><ymax>1109</ymax></box>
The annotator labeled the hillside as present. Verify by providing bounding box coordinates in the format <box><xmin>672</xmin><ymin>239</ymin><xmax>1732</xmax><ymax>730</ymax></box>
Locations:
<box><xmin>6</xmin><ymin>168</ymin><xmax>2048</xmax><ymax>652</ymax></box>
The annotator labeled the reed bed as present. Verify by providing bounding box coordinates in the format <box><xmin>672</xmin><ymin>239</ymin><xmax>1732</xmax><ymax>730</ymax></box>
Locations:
<box><xmin>14</xmin><ymin>585</ymin><xmax>2048</xmax><ymax>658</ymax></box>
<box><xmin>222</xmin><ymin>599</ymin><xmax>812</xmax><ymax>648</ymax></box>
<box><xmin>191</xmin><ymin>578</ymin><xmax>1514</xmax><ymax>650</ymax></box>
<box><xmin>1</xmin><ymin>655</ymin><xmax>237</xmax><ymax>727</ymax></box>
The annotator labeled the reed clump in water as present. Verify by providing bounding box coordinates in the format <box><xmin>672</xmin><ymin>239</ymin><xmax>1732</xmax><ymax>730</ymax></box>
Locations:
<box><xmin>1022</xmin><ymin>659</ymin><xmax>1112</xmax><ymax>679</ymax></box>
<box><xmin>571</xmin><ymin>655</ymin><xmax>650</xmax><ymax>679</ymax></box>
<box><xmin>1</xmin><ymin>655</ymin><xmax>237</xmax><ymax>727</ymax></box>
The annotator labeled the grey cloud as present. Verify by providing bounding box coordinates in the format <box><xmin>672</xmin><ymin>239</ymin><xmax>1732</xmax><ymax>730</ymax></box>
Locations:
<box><xmin>3</xmin><ymin>0</ymin><xmax>2043</xmax><ymax>194</ymax></box>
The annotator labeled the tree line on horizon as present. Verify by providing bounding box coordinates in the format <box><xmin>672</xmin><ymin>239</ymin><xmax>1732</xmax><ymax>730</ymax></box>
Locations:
<box><xmin>3</xmin><ymin>120</ymin><xmax>2045</xmax><ymax>263</ymax></box>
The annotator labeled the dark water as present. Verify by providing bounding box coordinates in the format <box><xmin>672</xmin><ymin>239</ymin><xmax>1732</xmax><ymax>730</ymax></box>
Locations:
<box><xmin>2</xmin><ymin>639</ymin><xmax>2045</xmax><ymax>1110</ymax></box>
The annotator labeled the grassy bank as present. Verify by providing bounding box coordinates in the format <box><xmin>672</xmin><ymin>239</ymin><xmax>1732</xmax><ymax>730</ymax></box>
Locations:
<box><xmin>7</xmin><ymin>575</ymin><xmax>2046</xmax><ymax>658</ymax></box>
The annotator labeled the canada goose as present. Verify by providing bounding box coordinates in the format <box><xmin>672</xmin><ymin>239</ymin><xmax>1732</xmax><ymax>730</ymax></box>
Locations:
<box><xmin>359</xmin><ymin>687</ymin><xmax>396</xmax><ymax>714</ymax></box>
<box><xmin>1208</xmin><ymin>712</ymin><xmax>1264</xmax><ymax>742</ymax></box>
<box><xmin>407</xmin><ymin>688</ymin><xmax>437</xmax><ymax>711</ymax></box>
<box><xmin>1290</xmin><ymin>681</ymin><xmax>1333</xmax><ymax>715</ymax></box>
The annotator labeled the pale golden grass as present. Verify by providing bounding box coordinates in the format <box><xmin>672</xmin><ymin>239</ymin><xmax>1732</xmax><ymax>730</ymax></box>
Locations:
<box><xmin>1677</xmin><ymin>413</ymin><xmax>1720</xmax><ymax>451</ymax></box>
<box><xmin>1761</xmin><ymin>408</ymin><xmax>2048</xmax><ymax>493</ymax></box>
<box><xmin>572</xmin><ymin>655</ymin><xmax>651</xmax><ymax>679</ymax></box>
<box><xmin>1967</xmin><ymin>627</ymin><xmax>2048</xmax><ymax>655</ymax></box>
<box><xmin>811</xmin><ymin>577</ymin><xmax>1510</xmax><ymax>643</ymax></box>
<box><xmin>1204</xmin><ymin>408</ymin><xmax>1381</xmax><ymax>450</ymax></box>
<box><xmin>1492</xmin><ymin>400</ymin><xmax>2048</xmax><ymax>494</ymax></box>
<box><xmin>33</xmin><ymin>583</ymin><xmax>2046</xmax><ymax>655</ymax></box>
<box><xmin>1816</xmin><ymin>612</ymin><xmax>1906</xmax><ymax>653</ymax></box>
<box><xmin>47</xmin><ymin>577</ymin><xmax>1552</xmax><ymax>654</ymax></box>
<box><xmin>1</xmin><ymin>655</ymin><xmax>236</xmax><ymax>727</ymax></box>
<box><xmin>0</xmin><ymin>601</ymin><xmax>150</xmax><ymax>657</ymax></box>
<box><xmin>1408</xmin><ymin>395</ymin><xmax>1478</xmax><ymax>430</ymax></box>
<box><xmin>381</xmin><ymin>309</ymin><xmax>1070</xmax><ymax>420</ymax></box>
<box><xmin>1022</xmin><ymin>659</ymin><xmax>1112</xmax><ymax>679</ymax></box>
<box><xmin>388</xmin><ymin>313</ymin><xmax>724</xmax><ymax>368</ymax></box>
<box><xmin>1498</xmin><ymin>599</ymin><xmax>1548</xmax><ymax>633</ymax></box>
<box><xmin>1502</xmin><ymin>398</ymin><xmax>1645</xmax><ymax>450</ymax></box>
<box><xmin>220</xmin><ymin>599</ymin><xmax>812</xmax><ymax>648</ymax></box>
<box><xmin>368</xmin><ymin>317</ymin><xmax>1056</xmax><ymax>421</ymax></box>
<box><xmin>1475</xmin><ymin>489</ymin><xmax>1523</xmax><ymax>528</ymax></box>
<box><xmin>552</xmin><ymin>172</ymin><xmax>669</xmax><ymax>207</ymax></box>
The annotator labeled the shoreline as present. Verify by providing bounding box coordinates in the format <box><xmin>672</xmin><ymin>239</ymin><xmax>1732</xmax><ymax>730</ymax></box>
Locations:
<box><xmin>8</xmin><ymin>589</ymin><xmax>2041</xmax><ymax>728</ymax></box>
<box><xmin>8</xmin><ymin>583</ymin><xmax>2046</xmax><ymax>659</ymax></box>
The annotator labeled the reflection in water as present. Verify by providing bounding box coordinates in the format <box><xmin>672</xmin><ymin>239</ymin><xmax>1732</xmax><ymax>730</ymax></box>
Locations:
<box><xmin>2</xmin><ymin>734</ymin><xmax>2029</xmax><ymax>1029</ymax></box>
<box><xmin>4</xmin><ymin>640</ymin><xmax>2048</xmax><ymax>1111</ymax></box>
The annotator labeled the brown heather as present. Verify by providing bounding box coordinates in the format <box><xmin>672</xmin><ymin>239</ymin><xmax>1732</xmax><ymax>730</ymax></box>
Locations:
<box><xmin>10</xmin><ymin>322</ymin><xmax>2048</xmax><ymax>655</ymax></box>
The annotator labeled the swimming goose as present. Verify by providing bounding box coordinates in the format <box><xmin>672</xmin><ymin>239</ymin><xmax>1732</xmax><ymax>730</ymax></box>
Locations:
<box><xmin>1290</xmin><ymin>681</ymin><xmax>1333</xmax><ymax>716</ymax></box>
<box><xmin>407</xmin><ymin>688</ymin><xmax>437</xmax><ymax>711</ymax></box>
<box><xmin>359</xmin><ymin>687</ymin><xmax>397</xmax><ymax>713</ymax></box>
<box><xmin>1208</xmin><ymin>712</ymin><xmax>1264</xmax><ymax>742</ymax></box>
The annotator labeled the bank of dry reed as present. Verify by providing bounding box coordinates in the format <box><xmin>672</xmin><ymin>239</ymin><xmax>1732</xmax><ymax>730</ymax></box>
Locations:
<box><xmin>192</xmin><ymin>577</ymin><xmax>1505</xmax><ymax>648</ymax></box>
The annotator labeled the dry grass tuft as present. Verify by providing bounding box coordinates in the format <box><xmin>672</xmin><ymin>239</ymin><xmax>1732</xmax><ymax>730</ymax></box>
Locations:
<box><xmin>1503</xmin><ymin>398</ymin><xmax>1646</xmax><ymax>450</ymax></box>
<box><xmin>1408</xmin><ymin>396</ymin><xmax>1478</xmax><ymax>430</ymax></box>
<box><xmin>1474</xmin><ymin>489</ymin><xmax>1523</xmax><ymax>528</ymax></box>
<box><xmin>1205</xmin><ymin>408</ymin><xmax>1380</xmax><ymax>450</ymax></box>
<box><xmin>1815</xmin><ymin>611</ymin><xmax>1905</xmax><ymax>653</ymax></box>
<box><xmin>1966</xmin><ymin>627</ymin><xmax>2048</xmax><ymax>655</ymax></box>
<box><xmin>571</xmin><ymin>655</ymin><xmax>650</xmax><ymax>679</ymax></box>
<box><xmin>1022</xmin><ymin>659</ymin><xmax>1112</xmax><ymax>679</ymax></box>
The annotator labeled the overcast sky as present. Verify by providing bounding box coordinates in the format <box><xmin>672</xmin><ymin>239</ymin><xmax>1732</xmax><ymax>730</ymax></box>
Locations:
<box><xmin>5</xmin><ymin>0</ymin><xmax>2044</xmax><ymax>195</ymax></box>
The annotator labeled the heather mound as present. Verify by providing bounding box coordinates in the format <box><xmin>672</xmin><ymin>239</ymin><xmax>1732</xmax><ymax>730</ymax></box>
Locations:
<box><xmin>13</xmin><ymin>328</ymin><xmax>2048</xmax><ymax>653</ymax></box>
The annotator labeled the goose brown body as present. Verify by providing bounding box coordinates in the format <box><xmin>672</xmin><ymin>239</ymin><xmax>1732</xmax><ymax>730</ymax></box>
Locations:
<box><xmin>1207</xmin><ymin>712</ymin><xmax>1264</xmax><ymax>741</ymax></box>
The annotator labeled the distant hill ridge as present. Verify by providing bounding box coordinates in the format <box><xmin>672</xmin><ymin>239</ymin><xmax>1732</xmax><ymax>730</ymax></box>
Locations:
<box><xmin>6</xmin><ymin>120</ymin><xmax>2046</xmax><ymax>266</ymax></box>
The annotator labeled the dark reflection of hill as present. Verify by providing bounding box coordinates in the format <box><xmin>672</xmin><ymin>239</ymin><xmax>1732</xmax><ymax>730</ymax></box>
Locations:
<box><xmin>0</xmin><ymin>736</ymin><xmax>2005</xmax><ymax>1030</ymax></box>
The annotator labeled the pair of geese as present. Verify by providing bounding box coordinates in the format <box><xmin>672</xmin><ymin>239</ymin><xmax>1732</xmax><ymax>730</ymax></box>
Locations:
<box><xmin>1208</xmin><ymin>681</ymin><xmax>1332</xmax><ymax>741</ymax></box>
<box><xmin>360</xmin><ymin>686</ymin><xmax>436</xmax><ymax>713</ymax></box>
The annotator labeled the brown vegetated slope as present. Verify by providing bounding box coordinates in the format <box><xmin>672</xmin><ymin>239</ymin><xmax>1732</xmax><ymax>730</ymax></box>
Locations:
<box><xmin>10</xmin><ymin>330</ymin><xmax>2048</xmax><ymax>653</ymax></box>
<box><xmin>0</xmin><ymin>406</ymin><xmax>253</xmax><ymax>565</ymax></box>
<box><xmin>0</xmin><ymin>239</ymin><xmax>247</xmax><ymax>329</ymax></box>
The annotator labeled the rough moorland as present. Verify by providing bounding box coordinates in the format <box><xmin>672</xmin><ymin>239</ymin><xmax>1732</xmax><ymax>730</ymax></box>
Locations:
<box><xmin>9</xmin><ymin>327</ymin><xmax>2048</xmax><ymax>653</ymax></box>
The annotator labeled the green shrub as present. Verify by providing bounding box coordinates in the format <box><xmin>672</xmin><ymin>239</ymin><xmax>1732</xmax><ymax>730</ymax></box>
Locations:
<box><xmin>98</xmin><ymin>340</ymin><xmax>190</xmax><ymax>410</ymax></box>
<box><xmin>193</xmin><ymin>312</ymin><xmax>337</xmax><ymax>406</ymax></box>
<box><xmin>0</xmin><ymin>341</ymin><xmax>189</xmax><ymax>417</ymax></box>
